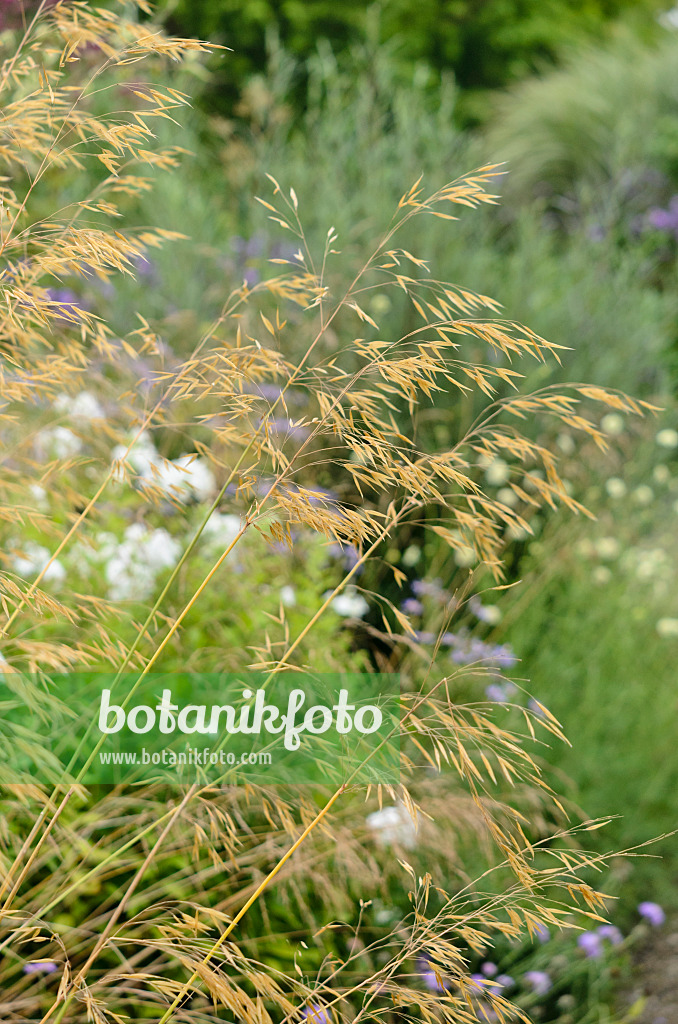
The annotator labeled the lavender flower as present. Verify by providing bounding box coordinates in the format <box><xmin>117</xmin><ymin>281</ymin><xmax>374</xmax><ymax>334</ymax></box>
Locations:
<box><xmin>414</xmin><ymin>631</ymin><xmax>436</xmax><ymax>644</ymax></box>
<box><xmin>422</xmin><ymin>969</ymin><xmax>449</xmax><ymax>992</ymax></box>
<box><xmin>597</xmin><ymin>924</ymin><xmax>623</xmax><ymax>946</ymax></box>
<box><xmin>527</xmin><ymin>698</ymin><xmax>548</xmax><ymax>719</ymax></box>
<box><xmin>411</xmin><ymin>578</ymin><xmax>444</xmax><ymax>599</ymax></box>
<box><xmin>647</xmin><ymin>197</ymin><xmax>678</xmax><ymax>240</ymax></box>
<box><xmin>524</xmin><ymin>970</ymin><xmax>551</xmax><ymax>995</ymax></box>
<box><xmin>301</xmin><ymin>1004</ymin><xmax>331</xmax><ymax>1024</ymax></box>
<box><xmin>480</xmin><ymin>962</ymin><xmax>497</xmax><ymax>977</ymax></box>
<box><xmin>23</xmin><ymin>961</ymin><xmax>58</xmax><ymax>974</ymax></box>
<box><xmin>638</xmin><ymin>901</ymin><xmax>665</xmax><ymax>926</ymax></box>
<box><xmin>487</xmin><ymin>644</ymin><xmax>517</xmax><ymax>668</ymax></box>
<box><xmin>46</xmin><ymin>287</ymin><xmax>87</xmax><ymax>322</ymax></box>
<box><xmin>243</xmin><ymin>267</ymin><xmax>260</xmax><ymax>287</ymax></box>
<box><xmin>268</xmin><ymin>416</ymin><xmax>310</xmax><ymax>441</ymax></box>
<box><xmin>578</xmin><ymin>931</ymin><xmax>603</xmax><ymax>958</ymax></box>
<box><xmin>132</xmin><ymin>253</ymin><xmax>155</xmax><ymax>278</ymax></box>
<box><xmin>495</xmin><ymin>975</ymin><xmax>514</xmax><ymax>990</ymax></box>
<box><xmin>327</xmin><ymin>542</ymin><xmax>362</xmax><ymax>573</ymax></box>
<box><xmin>401</xmin><ymin>597</ymin><xmax>424</xmax><ymax>616</ymax></box>
<box><xmin>532</xmin><ymin>921</ymin><xmax>550</xmax><ymax>943</ymax></box>
<box><xmin>485</xmin><ymin>683</ymin><xmax>509</xmax><ymax>703</ymax></box>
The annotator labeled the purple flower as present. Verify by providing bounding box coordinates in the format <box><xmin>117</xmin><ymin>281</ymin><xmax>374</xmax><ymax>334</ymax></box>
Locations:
<box><xmin>647</xmin><ymin>198</ymin><xmax>678</xmax><ymax>240</ymax></box>
<box><xmin>231</xmin><ymin>234</ymin><xmax>266</xmax><ymax>259</ymax></box>
<box><xmin>487</xmin><ymin>644</ymin><xmax>517</xmax><ymax>668</ymax></box>
<box><xmin>532</xmin><ymin>921</ymin><xmax>550</xmax><ymax>943</ymax></box>
<box><xmin>243</xmin><ymin>267</ymin><xmax>260</xmax><ymax>287</ymax></box>
<box><xmin>495</xmin><ymin>975</ymin><xmax>514</xmax><ymax>990</ymax></box>
<box><xmin>270</xmin><ymin>240</ymin><xmax>299</xmax><ymax>262</ymax></box>
<box><xmin>481</xmin><ymin>962</ymin><xmax>497</xmax><ymax>977</ymax></box>
<box><xmin>418</xmin><ymin>959</ymin><xmax>448</xmax><ymax>991</ymax></box>
<box><xmin>250</xmin><ymin>382</ymin><xmax>284</xmax><ymax>402</ymax></box>
<box><xmin>414</xmin><ymin>631</ymin><xmax>436</xmax><ymax>644</ymax></box>
<box><xmin>268</xmin><ymin>416</ymin><xmax>309</xmax><ymax>441</ymax></box>
<box><xmin>327</xmin><ymin>542</ymin><xmax>363</xmax><ymax>575</ymax></box>
<box><xmin>401</xmin><ymin>597</ymin><xmax>424</xmax><ymax>616</ymax></box>
<box><xmin>440</xmin><ymin>631</ymin><xmax>457</xmax><ymax>646</ymax></box>
<box><xmin>469</xmin><ymin>974</ymin><xmax>490</xmax><ymax>990</ymax></box>
<box><xmin>524</xmin><ymin>970</ymin><xmax>551</xmax><ymax>995</ymax></box>
<box><xmin>638</xmin><ymin>901</ymin><xmax>665</xmax><ymax>926</ymax></box>
<box><xmin>597</xmin><ymin>924</ymin><xmax>623</xmax><ymax>946</ymax></box>
<box><xmin>422</xmin><ymin>970</ymin><xmax>448</xmax><ymax>992</ymax></box>
<box><xmin>23</xmin><ymin>961</ymin><xmax>58</xmax><ymax>975</ymax></box>
<box><xmin>578</xmin><ymin>931</ymin><xmax>603</xmax><ymax>958</ymax></box>
<box><xmin>132</xmin><ymin>253</ymin><xmax>155</xmax><ymax>278</ymax></box>
<box><xmin>485</xmin><ymin>683</ymin><xmax>509</xmax><ymax>703</ymax></box>
<box><xmin>527</xmin><ymin>698</ymin><xmax>548</xmax><ymax>719</ymax></box>
<box><xmin>301</xmin><ymin>1004</ymin><xmax>331</xmax><ymax>1024</ymax></box>
<box><xmin>587</xmin><ymin>223</ymin><xmax>606</xmax><ymax>242</ymax></box>
<box><xmin>411</xmin><ymin>578</ymin><xmax>444</xmax><ymax>599</ymax></box>
<box><xmin>46</xmin><ymin>287</ymin><xmax>87</xmax><ymax>322</ymax></box>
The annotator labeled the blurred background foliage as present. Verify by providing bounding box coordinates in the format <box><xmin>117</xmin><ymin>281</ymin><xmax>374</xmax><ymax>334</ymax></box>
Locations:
<box><xmin>155</xmin><ymin>0</ymin><xmax>667</xmax><ymax>124</ymax></box>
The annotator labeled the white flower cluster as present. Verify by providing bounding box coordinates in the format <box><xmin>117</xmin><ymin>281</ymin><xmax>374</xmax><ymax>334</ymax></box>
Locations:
<box><xmin>366</xmin><ymin>804</ymin><xmax>417</xmax><ymax>849</ymax></box>
<box><xmin>96</xmin><ymin>525</ymin><xmax>181</xmax><ymax>601</ymax></box>
<box><xmin>10</xmin><ymin>542</ymin><xmax>66</xmax><ymax>584</ymax></box>
<box><xmin>201</xmin><ymin>512</ymin><xmax>242</xmax><ymax>549</ymax></box>
<box><xmin>54</xmin><ymin>391</ymin><xmax>105</xmax><ymax>421</ymax></box>
<box><xmin>112</xmin><ymin>432</ymin><xmax>216</xmax><ymax>503</ymax></box>
<box><xmin>330</xmin><ymin>587</ymin><xmax>369</xmax><ymax>618</ymax></box>
<box><xmin>35</xmin><ymin>391</ymin><xmax>106</xmax><ymax>461</ymax></box>
<box><xmin>37</xmin><ymin>426</ymin><xmax>83</xmax><ymax>460</ymax></box>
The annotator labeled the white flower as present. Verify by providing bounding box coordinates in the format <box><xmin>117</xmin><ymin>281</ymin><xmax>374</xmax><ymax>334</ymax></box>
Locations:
<box><xmin>605</xmin><ymin>477</ymin><xmax>627</xmax><ymax>499</ymax></box>
<box><xmin>11</xmin><ymin>542</ymin><xmax>65</xmax><ymax>583</ymax></box>
<box><xmin>30</xmin><ymin>484</ymin><xmax>47</xmax><ymax>505</ymax></box>
<box><xmin>592</xmin><ymin>566</ymin><xmax>612</xmax><ymax>585</ymax></box>
<box><xmin>482</xmin><ymin>604</ymin><xmax>502</xmax><ymax>625</ymax></box>
<box><xmin>112</xmin><ymin>432</ymin><xmax>159</xmax><ymax>481</ymax></box>
<box><xmin>280</xmin><ymin>585</ymin><xmax>296</xmax><ymax>606</ymax></box>
<box><xmin>556</xmin><ymin>433</ymin><xmax>575</xmax><ymax>455</ymax></box>
<box><xmin>485</xmin><ymin>459</ymin><xmax>510</xmax><ymax>486</ymax></box>
<box><xmin>39</xmin><ymin>426</ymin><xmax>83</xmax><ymax>459</ymax></box>
<box><xmin>497</xmin><ymin>487</ymin><xmax>518</xmax><ymax>507</ymax></box>
<box><xmin>54</xmin><ymin>391</ymin><xmax>104</xmax><ymax>420</ymax></box>
<box><xmin>202</xmin><ymin>513</ymin><xmax>242</xmax><ymax>549</ymax></box>
<box><xmin>369</xmin><ymin>293</ymin><xmax>392</xmax><ymax>316</ymax></box>
<box><xmin>601</xmin><ymin>413</ymin><xmax>625</xmax><ymax>436</ymax></box>
<box><xmin>366</xmin><ymin>804</ymin><xmax>417</xmax><ymax>849</ymax></box>
<box><xmin>105</xmin><ymin>525</ymin><xmax>181</xmax><ymax>600</ymax></box>
<box><xmin>454</xmin><ymin>545</ymin><xmax>476</xmax><ymax>567</ymax></box>
<box><xmin>173</xmin><ymin>455</ymin><xmax>216</xmax><ymax>502</ymax></box>
<box><xmin>635</xmin><ymin>548</ymin><xmax>666</xmax><ymax>580</ymax></box>
<box><xmin>331</xmin><ymin>588</ymin><xmax>369</xmax><ymax>618</ymax></box>
<box><xmin>657</xmin><ymin>618</ymin><xmax>678</xmax><ymax>638</ymax></box>
<box><xmin>401</xmin><ymin>545</ymin><xmax>421</xmax><ymax>567</ymax></box>
<box><xmin>656</xmin><ymin>428</ymin><xmax>678</xmax><ymax>449</ymax></box>
<box><xmin>632</xmin><ymin>485</ymin><xmax>654</xmax><ymax>505</ymax></box>
<box><xmin>653</xmin><ymin>465</ymin><xmax>671</xmax><ymax>485</ymax></box>
<box><xmin>594</xmin><ymin>537</ymin><xmax>620</xmax><ymax>560</ymax></box>
<box><xmin>142</xmin><ymin>454</ymin><xmax>216</xmax><ymax>502</ymax></box>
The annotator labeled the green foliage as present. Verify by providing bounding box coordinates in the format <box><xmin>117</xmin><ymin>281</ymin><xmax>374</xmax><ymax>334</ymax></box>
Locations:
<box><xmin>156</xmin><ymin>0</ymin><xmax>666</xmax><ymax>120</ymax></box>
<box><xmin>495</xmin><ymin>419</ymin><xmax>678</xmax><ymax>909</ymax></box>
<box><xmin>483</xmin><ymin>31</ymin><xmax>678</xmax><ymax>205</ymax></box>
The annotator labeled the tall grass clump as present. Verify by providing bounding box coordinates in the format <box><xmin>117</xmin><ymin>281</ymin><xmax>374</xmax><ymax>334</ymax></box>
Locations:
<box><xmin>0</xmin><ymin>3</ymin><xmax>658</xmax><ymax>1022</ymax></box>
